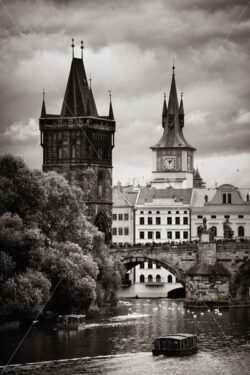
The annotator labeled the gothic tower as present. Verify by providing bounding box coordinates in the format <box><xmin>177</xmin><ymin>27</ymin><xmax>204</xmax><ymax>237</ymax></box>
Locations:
<box><xmin>151</xmin><ymin>65</ymin><xmax>195</xmax><ymax>189</ymax></box>
<box><xmin>39</xmin><ymin>40</ymin><xmax>115</xmax><ymax>242</ymax></box>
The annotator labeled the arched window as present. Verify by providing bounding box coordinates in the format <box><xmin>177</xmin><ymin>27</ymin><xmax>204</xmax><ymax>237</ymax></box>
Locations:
<box><xmin>168</xmin><ymin>275</ymin><xmax>173</xmax><ymax>283</ymax></box>
<box><xmin>222</xmin><ymin>193</ymin><xmax>226</xmax><ymax>204</ymax></box>
<box><xmin>228</xmin><ymin>193</ymin><xmax>232</xmax><ymax>204</ymax></box>
<box><xmin>156</xmin><ymin>275</ymin><xmax>161</xmax><ymax>283</ymax></box>
<box><xmin>238</xmin><ymin>226</ymin><xmax>244</xmax><ymax>237</ymax></box>
<box><xmin>140</xmin><ymin>274</ymin><xmax>145</xmax><ymax>283</ymax></box>
<box><xmin>148</xmin><ymin>275</ymin><xmax>153</xmax><ymax>283</ymax></box>
<box><xmin>97</xmin><ymin>171</ymin><xmax>104</xmax><ymax>199</ymax></box>
<box><xmin>211</xmin><ymin>226</ymin><xmax>217</xmax><ymax>237</ymax></box>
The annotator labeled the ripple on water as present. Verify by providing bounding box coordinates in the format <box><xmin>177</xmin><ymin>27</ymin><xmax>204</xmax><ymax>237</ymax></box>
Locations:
<box><xmin>1</xmin><ymin>351</ymin><xmax>250</xmax><ymax>375</ymax></box>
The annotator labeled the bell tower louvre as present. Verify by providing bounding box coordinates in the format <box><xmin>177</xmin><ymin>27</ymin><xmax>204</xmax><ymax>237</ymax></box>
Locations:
<box><xmin>151</xmin><ymin>64</ymin><xmax>196</xmax><ymax>189</ymax></box>
<box><xmin>39</xmin><ymin>40</ymin><xmax>115</xmax><ymax>243</ymax></box>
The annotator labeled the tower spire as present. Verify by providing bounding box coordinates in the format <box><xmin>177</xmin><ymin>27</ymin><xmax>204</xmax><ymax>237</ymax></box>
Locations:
<box><xmin>108</xmin><ymin>90</ymin><xmax>114</xmax><ymax>120</ymax></box>
<box><xmin>71</xmin><ymin>37</ymin><xmax>75</xmax><ymax>58</ymax></box>
<box><xmin>81</xmin><ymin>40</ymin><xmax>84</xmax><ymax>59</ymax></box>
<box><xmin>41</xmin><ymin>88</ymin><xmax>46</xmax><ymax>117</ymax></box>
<box><xmin>162</xmin><ymin>92</ymin><xmax>167</xmax><ymax>128</ymax></box>
<box><xmin>179</xmin><ymin>91</ymin><xmax>184</xmax><ymax>128</ymax></box>
<box><xmin>172</xmin><ymin>57</ymin><xmax>175</xmax><ymax>75</ymax></box>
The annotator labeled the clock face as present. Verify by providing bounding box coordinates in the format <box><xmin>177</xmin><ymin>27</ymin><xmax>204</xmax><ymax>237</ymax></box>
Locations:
<box><xmin>163</xmin><ymin>156</ymin><xmax>176</xmax><ymax>170</ymax></box>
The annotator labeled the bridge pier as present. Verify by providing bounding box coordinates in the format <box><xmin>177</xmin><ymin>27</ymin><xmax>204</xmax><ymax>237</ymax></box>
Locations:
<box><xmin>185</xmin><ymin>243</ymin><xmax>231</xmax><ymax>307</ymax></box>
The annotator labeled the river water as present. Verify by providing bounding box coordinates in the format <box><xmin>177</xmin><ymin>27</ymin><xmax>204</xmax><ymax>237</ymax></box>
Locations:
<box><xmin>0</xmin><ymin>299</ymin><xmax>250</xmax><ymax>375</ymax></box>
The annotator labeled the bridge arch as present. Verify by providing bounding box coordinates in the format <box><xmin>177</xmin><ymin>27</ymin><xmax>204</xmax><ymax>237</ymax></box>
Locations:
<box><xmin>121</xmin><ymin>256</ymin><xmax>186</xmax><ymax>286</ymax></box>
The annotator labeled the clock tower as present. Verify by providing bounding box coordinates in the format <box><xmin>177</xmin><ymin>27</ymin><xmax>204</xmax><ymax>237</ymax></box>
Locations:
<box><xmin>150</xmin><ymin>65</ymin><xmax>195</xmax><ymax>189</ymax></box>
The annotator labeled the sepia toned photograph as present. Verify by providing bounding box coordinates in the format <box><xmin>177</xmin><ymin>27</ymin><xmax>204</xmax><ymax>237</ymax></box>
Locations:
<box><xmin>0</xmin><ymin>0</ymin><xmax>250</xmax><ymax>374</ymax></box>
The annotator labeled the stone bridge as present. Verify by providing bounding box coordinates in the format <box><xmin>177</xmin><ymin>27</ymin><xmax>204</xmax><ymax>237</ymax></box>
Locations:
<box><xmin>109</xmin><ymin>242</ymin><xmax>250</xmax><ymax>306</ymax></box>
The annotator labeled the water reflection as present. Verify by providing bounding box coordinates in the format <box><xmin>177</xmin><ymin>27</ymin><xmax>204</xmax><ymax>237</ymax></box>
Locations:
<box><xmin>0</xmin><ymin>299</ymin><xmax>249</xmax><ymax>374</ymax></box>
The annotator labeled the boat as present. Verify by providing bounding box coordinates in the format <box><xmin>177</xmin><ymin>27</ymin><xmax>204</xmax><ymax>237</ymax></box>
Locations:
<box><xmin>152</xmin><ymin>333</ymin><xmax>198</xmax><ymax>356</ymax></box>
<box><xmin>56</xmin><ymin>314</ymin><xmax>86</xmax><ymax>330</ymax></box>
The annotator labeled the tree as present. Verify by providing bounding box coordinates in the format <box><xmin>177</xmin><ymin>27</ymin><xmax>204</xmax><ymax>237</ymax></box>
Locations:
<box><xmin>0</xmin><ymin>155</ymin><xmax>123</xmax><ymax>321</ymax></box>
<box><xmin>0</xmin><ymin>269</ymin><xmax>51</xmax><ymax>322</ymax></box>
<box><xmin>29</xmin><ymin>242</ymin><xmax>98</xmax><ymax>312</ymax></box>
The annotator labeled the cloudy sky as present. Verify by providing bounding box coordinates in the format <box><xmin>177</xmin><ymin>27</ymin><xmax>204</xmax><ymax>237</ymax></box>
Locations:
<box><xmin>0</xmin><ymin>0</ymin><xmax>250</xmax><ymax>187</ymax></box>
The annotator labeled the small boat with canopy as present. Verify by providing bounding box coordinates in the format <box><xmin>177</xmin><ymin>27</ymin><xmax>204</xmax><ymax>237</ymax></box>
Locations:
<box><xmin>152</xmin><ymin>333</ymin><xmax>198</xmax><ymax>356</ymax></box>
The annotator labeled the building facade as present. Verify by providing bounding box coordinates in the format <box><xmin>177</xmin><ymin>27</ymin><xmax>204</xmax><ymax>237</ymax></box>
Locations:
<box><xmin>39</xmin><ymin>42</ymin><xmax>115</xmax><ymax>242</ymax></box>
<box><xmin>191</xmin><ymin>184</ymin><xmax>250</xmax><ymax>241</ymax></box>
<box><xmin>112</xmin><ymin>185</ymin><xmax>137</xmax><ymax>244</ymax></box>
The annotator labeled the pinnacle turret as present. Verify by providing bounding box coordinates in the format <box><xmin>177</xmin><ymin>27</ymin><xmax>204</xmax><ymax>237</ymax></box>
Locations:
<box><xmin>41</xmin><ymin>89</ymin><xmax>46</xmax><ymax>117</ymax></box>
<box><xmin>108</xmin><ymin>91</ymin><xmax>114</xmax><ymax>120</ymax></box>
<box><xmin>162</xmin><ymin>93</ymin><xmax>167</xmax><ymax>128</ymax></box>
<box><xmin>179</xmin><ymin>92</ymin><xmax>184</xmax><ymax>128</ymax></box>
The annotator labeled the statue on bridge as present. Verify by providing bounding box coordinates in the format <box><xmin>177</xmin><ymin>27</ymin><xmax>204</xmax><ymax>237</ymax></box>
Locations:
<box><xmin>198</xmin><ymin>217</ymin><xmax>215</xmax><ymax>242</ymax></box>
<box><xmin>223</xmin><ymin>218</ymin><xmax>234</xmax><ymax>240</ymax></box>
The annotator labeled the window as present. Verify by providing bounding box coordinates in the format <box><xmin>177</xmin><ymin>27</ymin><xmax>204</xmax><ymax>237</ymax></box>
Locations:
<box><xmin>148</xmin><ymin>261</ymin><xmax>153</xmax><ymax>269</ymax></box>
<box><xmin>224</xmin><ymin>215</ymin><xmax>230</xmax><ymax>219</ymax></box>
<box><xmin>156</xmin><ymin>262</ymin><xmax>161</xmax><ymax>269</ymax></box>
<box><xmin>175</xmin><ymin>217</ymin><xmax>180</xmax><ymax>225</ymax></box>
<box><xmin>140</xmin><ymin>263</ymin><xmax>144</xmax><ymax>269</ymax></box>
<box><xmin>183</xmin><ymin>217</ymin><xmax>188</xmax><ymax>225</ymax></box>
<box><xmin>140</xmin><ymin>211</ymin><xmax>144</xmax><ymax>214</ymax></box>
<box><xmin>168</xmin><ymin>275</ymin><xmax>173</xmax><ymax>283</ymax></box>
<box><xmin>113</xmin><ymin>214</ymin><xmax>117</xmax><ymax>220</ymax></box>
<box><xmin>183</xmin><ymin>231</ymin><xmax>189</xmax><ymax>239</ymax></box>
<box><xmin>167</xmin><ymin>217</ymin><xmax>172</xmax><ymax>225</ymax></box>
<box><xmin>211</xmin><ymin>215</ymin><xmax>217</xmax><ymax>219</ymax></box>
<box><xmin>176</xmin><ymin>211</ymin><xmax>179</xmax><ymax>214</ymax></box>
<box><xmin>211</xmin><ymin>226</ymin><xmax>217</xmax><ymax>237</ymax></box>
<box><xmin>184</xmin><ymin>211</ymin><xmax>187</xmax><ymax>214</ymax></box>
<box><xmin>167</xmin><ymin>231</ymin><xmax>172</xmax><ymax>239</ymax></box>
<box><xmin>156</xmin><ymin>275</ymin><xmax>161</xmax><ymax>283</ymax></box>
<box><xmin>238</xmin><ymin>226</ymin><xmax>244</xmax><ymax>237</ymax></box>
<box><xmin>156</xmin><ymin>217</ymin><xmax>161</xmax><ymax>225</ymax></box>
<box><xmin>148</xmin><ymin>275</ymin><xmax>153</xmax><ymax>283</ymax></box>
<box><xmin>124</xmin><ymin>213</ymin><xmax>129</xmax><ymax>220</ymax></box>
<box><xmin>139</xmin><ymin>231</ymin><xmax>144</xmax><ymax>239</ymax></box>
<box><xmin>223</xmin><ymin>193</ymin><xmax>227</xmax><ymax>204</ymax></box>
<box><xmin>148</xmin><ymin>231</ymin><xmax>153</xmax><ymax>239</ymax></box>
<box><xmin>140</xmin><ymin>217</ymin><xmax>144</xmax><ymax>225</ymax></box>
<box><xmin>156</xmin><ymin>211</ymin><xmax>160</xmax><ymax>214</ymax></box>
<box><xmin>197</xmin><ymin>215</ymin><xmax>203</xmax><ymax>219</ymax></box>
<box><xmin>118</xmin><ymin>228</ymin><xmax>123</xmax><ymax>235</ymax></box>
<box><xmin>238</xmin><ymin>215</ymin><xmax>244</xmax><ymax>219</ymax></box>
<box><xmin>148</xmin><ymin>211</ymin><xmax>152</xmax><ymax>214</ymax></box>
<box><xmin>112</xmin><ymin>228</ymin><xmax>117</xmax><ymax>235</ymax></box>
<box><xmin>168</xmin><ymin>211</ymin><xmax>171</xmax><ymax>214</ymax></box>
<box><xmin>223</xmin><ymin>193</ymin><xmax>232</xmax><ymax>204</ymax></box>
<box><xmin>118</xmin><ymin>214</ymin><xmax>123</xmax><ymax>220</ymax></box>
<box><xmin>148</xmin><ymin>217</ymin><xmax>153</xmax><ymax>225</ymax></box>
<box><xmin>156</xmin><ymin>231</ymin><xmax>161</xmax><ymax>239</ymax></box>
<box><xmin>175</xmin><ymin>231</ymin><xmax>180</xmax><ymax>239</ymax></box>
<box><xmin>140</xmin><ymin>275</ymin><xmax>145</xmax><ymax>283</ymax></box>
<box><xmin>97</xmin><ymin>171</ymin><xmax>104</xmax><ymax>198</ymax></box>
<box><xmin>124</xmin><ymin>228</ymin><xmax>129</xmax><ymax>235</ymax></box>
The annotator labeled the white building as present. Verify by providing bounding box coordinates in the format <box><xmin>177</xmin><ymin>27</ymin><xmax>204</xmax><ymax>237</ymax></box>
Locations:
<box><xmin>119</xmin><ymin>260</ymin><xmax>183</xmax><ymax>298</ymax></box>
<box><xmin>112</xmin><ymin>185</ymin><xmax>138</xmax><ymax>245</ymax></box>
<box><xmin>191</xmin><ymin>184</ymin><xmax>250</xmax><ymax>241</ymax></box>
<box><xmin>135</xmin><ymin>187</ymin><xmax>191</xmax><ymax>243</ymax></box>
